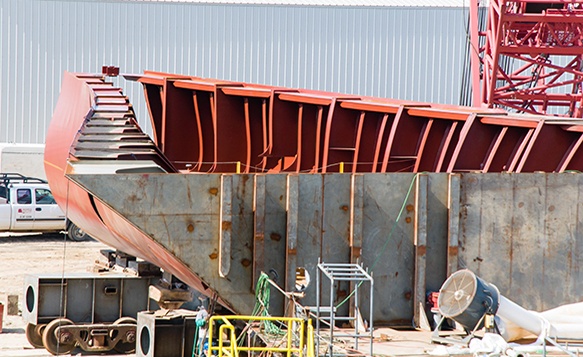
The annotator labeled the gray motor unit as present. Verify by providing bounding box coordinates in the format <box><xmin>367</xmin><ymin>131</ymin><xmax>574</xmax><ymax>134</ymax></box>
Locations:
<box><xmin>437</xmin><ymin>269</ymin><xmax>500</xmax><ymax>331</ymax></box>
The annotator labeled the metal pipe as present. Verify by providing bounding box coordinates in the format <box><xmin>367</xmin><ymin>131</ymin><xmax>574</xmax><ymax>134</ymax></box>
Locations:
<box><xmin>329</xmin><ymin>277</ymin><xmax>334</xmax><ymax>356</ymax></box>
<box><xmin>498</xmin><ymin>296</ymin><xmax>546</xmax><ymax>336</ymax></box>
<box><xmin>492</xmin><ymin>287</ymin><xmax>583</xmax><ymax>341</ymax></box>
<box><xmin>369</xmin><ymin>273</ymin><xmax>374</xmax><ymax>357</ymax></box>
<box><xmin>316</xmin><ymin>260</ymin><xmax>320</xmax><ymax>356</ymax></box>
<box><xmin>354</xmin><ymin>276</ymin><xmax>358</xmax><ymax>350</ymax></box>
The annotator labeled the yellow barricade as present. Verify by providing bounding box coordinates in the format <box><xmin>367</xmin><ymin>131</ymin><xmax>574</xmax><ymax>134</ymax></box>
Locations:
<box><xmin>207</xmin><ymin>316</ymin><xmax>314</xmax><ymax>357</ymax></box>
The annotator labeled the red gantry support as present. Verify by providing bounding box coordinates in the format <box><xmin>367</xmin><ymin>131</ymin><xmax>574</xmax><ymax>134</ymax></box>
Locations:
<box><xmin>471</xmin><ymin>0</ymin><xmax>583</xmax><ymax>117</ymax></box>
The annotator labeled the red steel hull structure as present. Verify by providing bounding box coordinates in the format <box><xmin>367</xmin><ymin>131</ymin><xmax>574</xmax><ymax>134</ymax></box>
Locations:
<box><xmin>46</xmin><ymin>70</ymin><xmax>583</xmax><ymax>317</ymax></box>
<box><xmin>127</xmin><ymin>71</ymin><xmax>503</xmax><ymax>174</ymax></box>
<box><xmin>125</xmin><ymin>70</ymin><xmax>583</xmax><ymax>174</ymax></box>
<box><xmin>470</xmin><ymin>0</ymin><xmax>583</xmax><ymax>117</ymax></box>
<box><xmin>44</xmin><ymin>72</ymin><xmax>233</xmax><ymax>310</ymax></box>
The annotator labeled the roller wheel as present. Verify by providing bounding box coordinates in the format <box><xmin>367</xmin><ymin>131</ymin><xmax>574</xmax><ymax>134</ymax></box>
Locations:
<box><xmin>42</xmin><ymin>318</ymin><xmax>76</xmax><ymax>355</ymax></box>
<box><xmin>25</xmin><ymin>323</ymin><xmax>45</xmax><ymax>348</ymax></box>
<box><xmin>111</xmin><ymin>317</ymin><xmax>137</xmax><ymax>354</ymax></box>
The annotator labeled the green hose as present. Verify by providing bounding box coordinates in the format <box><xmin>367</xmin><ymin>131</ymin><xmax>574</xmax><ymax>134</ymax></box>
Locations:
<box><xmin>192</xmin><ymin>323</ymin><xmax>200</xmax><ymax>357</ymax></box>
<box><xmin>252</xmin><ymin>272</ymin><xmax>282</xmax><ymax>335</ymax></box>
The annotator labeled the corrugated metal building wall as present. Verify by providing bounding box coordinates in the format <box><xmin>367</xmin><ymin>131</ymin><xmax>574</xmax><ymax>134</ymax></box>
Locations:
<box><xmin>0</xmin><ymin>0</ymin><xmax>471</xmax><ymax>144</ymax></box>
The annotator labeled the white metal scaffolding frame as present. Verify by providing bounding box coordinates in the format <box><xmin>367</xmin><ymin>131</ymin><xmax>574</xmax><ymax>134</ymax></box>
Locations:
<box><xmin>315</xmin><ymin>261</ymin><xmax>374</xmax><ymax>357</ymax></box>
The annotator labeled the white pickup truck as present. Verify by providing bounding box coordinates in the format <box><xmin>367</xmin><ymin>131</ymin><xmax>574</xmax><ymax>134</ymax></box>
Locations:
<box><xmin>0</xmin><ymin>173</ymin><xmax>91</xmax><ymax>241</ymax></box>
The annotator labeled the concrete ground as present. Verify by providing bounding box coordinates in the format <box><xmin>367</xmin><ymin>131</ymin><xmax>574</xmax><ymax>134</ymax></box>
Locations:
<box><xmin>0</xmin><ymin>232</ymin><xmax>463</xmax><ymax>357</ymax></box>
<box><xmin>337</xmin><ymin>327</ymin><xmax>439</xmax><ymax>357</ymax></box>
<box><xmin>0</xmin><ymin>233</ymin><xmax>133</xmax><ymax>356</ymax></box>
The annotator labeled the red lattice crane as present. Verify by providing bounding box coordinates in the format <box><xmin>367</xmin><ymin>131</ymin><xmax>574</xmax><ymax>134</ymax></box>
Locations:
<box><xmin>470</xmin><ymin>0</ymin><xmax>583</xmax><ymax>117</ymax></box>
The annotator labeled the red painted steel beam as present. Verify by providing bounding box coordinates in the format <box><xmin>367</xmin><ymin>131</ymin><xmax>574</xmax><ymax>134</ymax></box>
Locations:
<box><xmin>373</xmin><ymin>106</ymin><xmax>494</xmax><ymax>173</ymax></box>
<box><xmin>269</xmin><ymin>91</ymin><xmax>359</xmax><ymax>173</ymax></box>
<box><xmin>328</xmin><ymin>99</ymin><xmax>415</xmax><ymax>173</ymax></box>
<box><xmin>220</xmin><ymin>87</ymin><xmax>275</xmax><ymax>173</ymax></box>
<box><xmin>447</xmin><ymin>113</ymin><xmax>583</xmax><ymax>173</ymax></box>
<box><xmin>129</xmin><ymin>72</ymin><xmax>306</xmax><ymax>173</ymax></box>
<box><xmin>131</xmin><ymin>69</ymin><xmax>580</xmax><ymax>175</ymax></box>
<box><xmin>447</xmin><ymin>115</ymin><xmax>541</xmax><ymax>172</ymax></box>
<box><xmin>117</xmin><ymin>69</ymin><xmax>583</xmax><ymax>174</ymax></box>
<box><xmin>515</xmin><ymin>120</ymin><xmax>583</xmax><ymax>172</ymax></box>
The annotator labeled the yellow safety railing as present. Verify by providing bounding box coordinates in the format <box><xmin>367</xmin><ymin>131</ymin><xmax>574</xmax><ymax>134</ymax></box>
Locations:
<box><xmin>306</xmin><ymin>320</ymin><xmax>315</xmax><ymax>357</ymax></box>
<box><xmin>207</xmin><ymin>316</ymin><xmax>314</xmax><ymax>357</ymax></box>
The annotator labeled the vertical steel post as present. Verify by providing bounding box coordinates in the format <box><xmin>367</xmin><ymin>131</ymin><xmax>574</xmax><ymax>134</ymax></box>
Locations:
<box><xmin>369</xmin><ymin>272</ymin><xmax>374</xmax><ymax>357</ymax></box>
<box><xmin>354</xmin><ymin>276</ymin><xmax>358</xmax><ymax>350</ymax></box>
<box><xmin>329</xmin><ymin>277</ymin><xmax>334</xmax><ymax>356</ymax></box>
<box><xmin>316</xmin><ymin>258</ymin><xmax>320</xmax><ymax>356</ymax></box>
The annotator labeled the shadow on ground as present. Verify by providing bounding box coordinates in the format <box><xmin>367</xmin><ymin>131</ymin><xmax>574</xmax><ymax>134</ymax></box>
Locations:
<box><xmin>0</xmin><ymin>232</ymin><xmax>75</xmax><ymax>243</ymax></box>
<box><xmin>1</xmin><ymin>327</ymin><xmax>24</xmax><ymax>334</ymax></box>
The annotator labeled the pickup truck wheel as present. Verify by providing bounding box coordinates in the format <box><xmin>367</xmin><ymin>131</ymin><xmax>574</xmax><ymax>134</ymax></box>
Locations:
<box><xmin>67</xmin><ymin>223</ymin><xmax>90</xmax><ymax>242</ymax></box>
<box><xmin>25</xmin><ymin>323</ymin><xmax>45</xmax><ymax>348</ymax></box>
